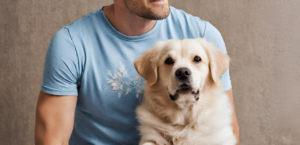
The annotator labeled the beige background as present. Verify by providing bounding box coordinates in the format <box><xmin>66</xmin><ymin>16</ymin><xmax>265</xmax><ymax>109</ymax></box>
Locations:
<box><xmin>1</xmin><ymin>0</ymin><xmax>299</xmax><ymax>145</ymax></box>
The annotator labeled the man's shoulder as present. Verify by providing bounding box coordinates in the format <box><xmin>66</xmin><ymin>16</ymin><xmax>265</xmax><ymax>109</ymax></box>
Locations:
<box><xmin>169</xmin><ymin>6</ymin><xmax>206</xmax><ymax>23</ymax></box>
<box><xmin>168</xmin><ymin>6</ymin><xmax>226</xmax><ymax>52</ymax></box>
<box><xmin>63</xmin><ymin>8</ymin><xmax>102</xmax><ymax>31</ymax></box>
<box><xmin>166</xmin><ymin>6</ymin><xmax>207</xmax><ymax>38</ymax></box>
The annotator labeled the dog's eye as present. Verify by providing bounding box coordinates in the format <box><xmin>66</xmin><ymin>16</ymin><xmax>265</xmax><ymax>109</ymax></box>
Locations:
<box><xmin>194</xmin><ymin>56</ymin><xmax>201</xmax><ymax>62</ymax></box>
<box><xmin>165</xmin><ymin>58</ymin><xmax>174</xmax><ymax>64</ymax></box>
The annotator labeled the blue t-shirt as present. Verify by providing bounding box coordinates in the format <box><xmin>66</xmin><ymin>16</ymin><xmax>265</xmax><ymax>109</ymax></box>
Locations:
<box><xmin>41</xmin><ymin>6</ymin><xmax>232</xmax><ymax>145</ymax></box>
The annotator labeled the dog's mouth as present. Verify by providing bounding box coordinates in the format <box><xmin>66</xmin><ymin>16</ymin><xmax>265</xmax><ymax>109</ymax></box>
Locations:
<box><xmin>180</xmin><ymin>83</ymin><xmax>192</xmax><ymax>90</ymax></box>
<box><xmin>168</xmin><ymin>84</ymin><xmax>200</xmax><ymax>101</ymax></box>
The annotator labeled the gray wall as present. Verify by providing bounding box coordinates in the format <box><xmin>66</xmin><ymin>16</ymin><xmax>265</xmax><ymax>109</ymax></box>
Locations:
<box><xmin>1</xmin><ymin>0</ymin><xmax>299</xmax><ymax>145</ymax></box>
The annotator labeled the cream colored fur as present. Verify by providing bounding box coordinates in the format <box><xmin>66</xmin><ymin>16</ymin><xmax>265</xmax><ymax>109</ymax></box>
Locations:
<box><xmin>134</xmin><ymin>38</ymin><xmax>236</xmax><ymax>145</ymax></box>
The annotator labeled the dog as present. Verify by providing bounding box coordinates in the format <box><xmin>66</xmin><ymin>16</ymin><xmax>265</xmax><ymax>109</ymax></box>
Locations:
<box><xmin>134</xmin><ymin>38</ymin><xmax>236</xmax><ymax>145</ymax></box>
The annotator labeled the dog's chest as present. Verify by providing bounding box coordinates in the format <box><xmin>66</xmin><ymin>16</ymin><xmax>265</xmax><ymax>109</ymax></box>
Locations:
<box><xmin>168</xmin><ymin>107</ymin><xmax>193</xmax><ymax>126</ymax></box>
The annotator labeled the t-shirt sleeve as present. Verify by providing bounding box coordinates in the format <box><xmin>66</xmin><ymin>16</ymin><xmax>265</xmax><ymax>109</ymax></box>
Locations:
<box><xmin>41</xmin><ymin>27</ymin><xmax>79</xmax><ymax>96</ymax></box>
<box><xmin>203</xmin><ymin>22</ymin><xmax>232</xmax><ymax>91</ymax></box>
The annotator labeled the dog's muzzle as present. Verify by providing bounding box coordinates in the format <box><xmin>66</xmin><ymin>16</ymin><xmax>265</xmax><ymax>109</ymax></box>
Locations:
<box><xmin>175</xmin><ymin>68</ymin><xmax>191</xmax><ymax>80</ymax></box>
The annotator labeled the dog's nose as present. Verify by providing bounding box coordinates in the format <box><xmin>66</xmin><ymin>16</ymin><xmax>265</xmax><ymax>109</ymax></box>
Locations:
<box><xmin>175</xmin><ymin>68</ymin><xmax>191</xmax><ymax>80</ymax></box>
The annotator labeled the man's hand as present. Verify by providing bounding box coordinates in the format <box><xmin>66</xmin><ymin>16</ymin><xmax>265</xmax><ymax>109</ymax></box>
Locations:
<box><xmin>225</xmin><ymin>88</ymin><xmax>240</xmax><ymax>145</ymax></box>
<box><xmin>35</xmin><ymin>91</ymin><xmax>77</xmax><ymax>145</ymax></box>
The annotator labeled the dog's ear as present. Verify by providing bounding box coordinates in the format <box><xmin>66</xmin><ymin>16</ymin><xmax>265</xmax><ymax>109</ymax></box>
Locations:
<box><xmin>198</xmin><ymin>38</ymin><xmax>230</xmax><ymax>84</ymax></box>
<box><xmin>134</xmin><ymin>42</ymin><xmax>164</xmax><ymax>86</ymax></box>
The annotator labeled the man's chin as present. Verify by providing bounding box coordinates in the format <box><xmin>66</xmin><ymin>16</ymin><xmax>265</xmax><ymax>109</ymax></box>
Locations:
<box><xmin>143</xmin><ymin>8</ymin><xmax>170</xmax><ymax>20</ymax></box>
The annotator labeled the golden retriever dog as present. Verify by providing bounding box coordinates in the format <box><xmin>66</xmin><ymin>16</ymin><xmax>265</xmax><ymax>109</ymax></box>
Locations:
<box><xmin>134</xmin><ymin>38</ymin><xmax>236</xmax><ymax>145</ymax></box>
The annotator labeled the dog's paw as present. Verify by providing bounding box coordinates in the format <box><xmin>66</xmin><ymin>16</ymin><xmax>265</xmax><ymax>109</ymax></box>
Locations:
<box><xmin>142</xmin><ymin>142</ymin><xmax>156</xmax><ymax>145</ymax></box>
<box><xmin>141</xmin><ymin>141</ymin><xmax>171</xmax><ymax>145</ymax></box>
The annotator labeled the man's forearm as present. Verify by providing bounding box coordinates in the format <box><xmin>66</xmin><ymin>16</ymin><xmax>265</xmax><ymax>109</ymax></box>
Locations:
<box><xmin>35</xmin><ymin>91</ymin><xmax>77</xmax><ymax>145</ymax></box>
<box><xmin>35</xmin><ymin>121</ymin><xmax>70</xmax><ymax>145</ymax></box>
<box><xmin>225</xmin><ymin>88</ymin><xmax>240</xmax><ymax>145</ymax></box>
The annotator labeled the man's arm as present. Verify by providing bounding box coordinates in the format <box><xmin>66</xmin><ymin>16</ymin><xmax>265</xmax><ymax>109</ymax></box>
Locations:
<box><xmin>35</xmin><ymin>91</ymin><xmax>77</xmax><ymax>145</ymax></box>
<box><xmin>225</xmin><ymin>88</ymin><xmax>239</xmax><ymax>144</ymax></box>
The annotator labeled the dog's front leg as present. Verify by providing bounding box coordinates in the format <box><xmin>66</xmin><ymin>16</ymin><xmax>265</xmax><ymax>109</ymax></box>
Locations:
<box><xmin>139</xmin><ymin>126</ymin><xmax>172</xmax><ymax>145</ymax></box>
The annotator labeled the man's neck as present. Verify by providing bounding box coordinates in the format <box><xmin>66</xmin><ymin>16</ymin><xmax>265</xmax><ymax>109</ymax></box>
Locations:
<box><xmin>103</xmin><ymin>4</ymin><xmax>156</xmax><ymax>36</ymax></box>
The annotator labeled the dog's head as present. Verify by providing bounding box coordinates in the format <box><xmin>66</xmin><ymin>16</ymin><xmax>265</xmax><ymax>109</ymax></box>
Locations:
<box><xmin>134</xmin><ymin>38</ymin><xmax>229</xmax><ymax>108</ymax></box>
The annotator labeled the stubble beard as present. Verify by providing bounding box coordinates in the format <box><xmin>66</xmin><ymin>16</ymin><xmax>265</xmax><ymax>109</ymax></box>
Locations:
<box><xmin>124</xmin><ymin>0</ymin><xmax>170</xmax><ymax>20</ymax></box>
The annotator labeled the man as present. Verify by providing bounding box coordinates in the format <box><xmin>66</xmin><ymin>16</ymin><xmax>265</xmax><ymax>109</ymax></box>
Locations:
<box><xmin>35</xmin><ymin>0</ymin><xmax>239</xmax><ymax>144</ymax></box>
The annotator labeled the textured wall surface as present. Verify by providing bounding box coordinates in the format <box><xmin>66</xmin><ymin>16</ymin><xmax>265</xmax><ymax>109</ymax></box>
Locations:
<box><xmin>0</xmin><ymin>0</ymin><xmax>299</xmax><ymax>145</ymax></box>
